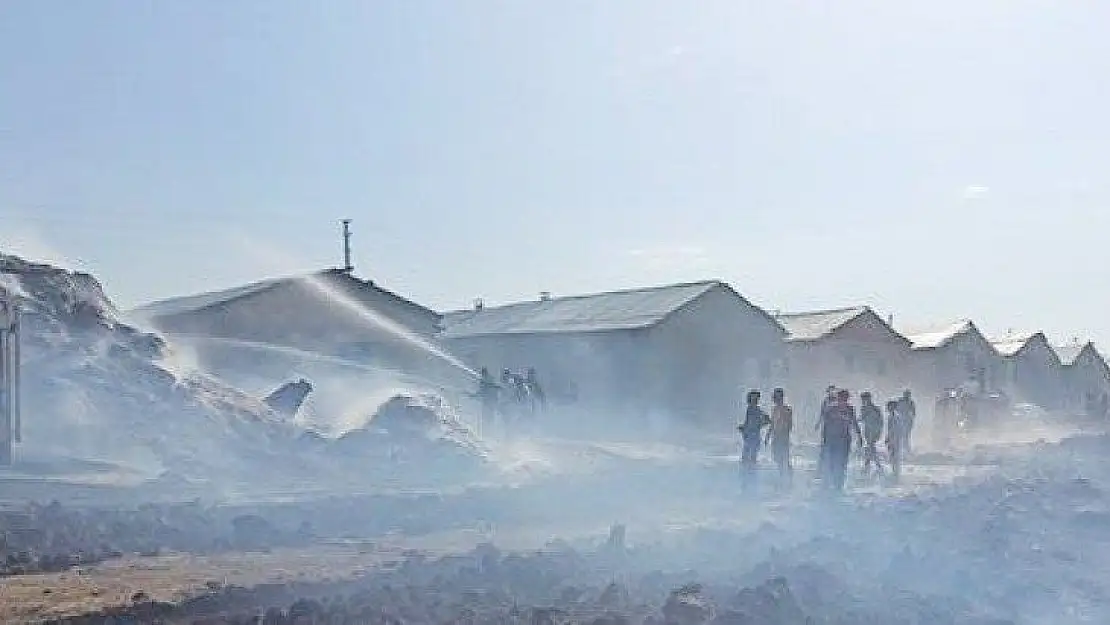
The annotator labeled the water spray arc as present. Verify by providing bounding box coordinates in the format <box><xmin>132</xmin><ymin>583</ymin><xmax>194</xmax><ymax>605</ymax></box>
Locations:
<box><xmin>170</xmin><ymin>334</ymin><xmax>472</xmax><ymax>393</ymax></box>
<box><xmin>298</xmin><ymin>272</ymin><xmax>478</xmax><ymax>380</ymax></box>
<box><xmin>275</xmin><ymin>220</ymin><xmax>479</xmax><ymax>382</ymax></box>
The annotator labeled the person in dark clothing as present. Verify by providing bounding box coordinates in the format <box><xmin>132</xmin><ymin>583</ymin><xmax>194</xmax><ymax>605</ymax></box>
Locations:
<box><xmin>897</xmin><ymin>390</ymin><xmax>917</xmax><ymax>454</ymax></box>
<box><xmin>764</xmin><ymin>387</ymin><xmax>794</xmax><ymax>484</ymax></box>
<box><xmin>499</xmin><ymin>368</ymin><xmax>527</xmax><ymax>425</ymax></box>
<box><xmin>820</xmin><ymin>389</ymin><xmax>862</xmax><ymax>491</ymax></box>
<box><xmin>524</xmin><ymin>367</ymin><xmax>546</xmax><ymax>414</ymax></box>
<box><xmin>815</xmin><ymin>385</ymin><xmax>837</xmax><ymax>432</ymax></box>
<box><xmin>510</xmin><ymin>372</ymin><xmax>528</xmax><ymax>413</ymax></box>
<box><xmin>859</xmin><ymin>391</ymin><xmax>884</xmax><ymax>477</ymax></box>
<box><xmin>739</xmin><ymin>390</ymin><xmax>770</xmax><ymax>490</ymax></box>
<box><xmin>815</xmin><ymin>385</ymin><xmax>837</xmax><ymax>476</ymax></box>
<box><xmin>885</xmin><ymin>399</ymin><xmax>906</xmax><ymax>480</ymax></box>
<box><xmin>473</xmin><ymin>368</ymin><xmax>501</xmax><ymax>431</ymax></box>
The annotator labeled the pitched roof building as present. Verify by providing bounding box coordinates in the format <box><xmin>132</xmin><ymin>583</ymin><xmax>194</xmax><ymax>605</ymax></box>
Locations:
<box><xmin>440</xmin><ymin>281</ymin><xmax>731</xmax><ymax>338</ymax></box>
<box><xmin>440</xmin><ymin>280</ymin><xmax>786</xmax><ymax>424</ymax></box>
<box><xmin>899</xmin><ymin>319</ymin><xmax>1003</xmax><ymax>396</ymax></box>
<box><xmin>775</xmin><ymin>306</ymin><xmax>912</xmax><ymax>412</ymax></box>
<box><xmin>1054</xmin><ymin>341</ymin><xmax>1110</xmax><ymax>418</ymax></box>
<box><xmin>989</xmin><ymin>332</ymin><xmax>1064</xmax><ymax>410</ymax></box>
<box><xmin>777</xmin><ymin>306</ymin><xmax>908</xmax><ymax>345</ymax></box>
<box><xmin>132</xmin><ymin>269</ymin><xmax>443</xmax><ymax>361</ymax></box>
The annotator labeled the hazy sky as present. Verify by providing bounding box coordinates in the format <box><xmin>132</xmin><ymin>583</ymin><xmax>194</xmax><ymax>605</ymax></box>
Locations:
<box><xmin>2</xmin><ymin>1</ymin><xmax>1109</xmax><ymax>346</ymax></box>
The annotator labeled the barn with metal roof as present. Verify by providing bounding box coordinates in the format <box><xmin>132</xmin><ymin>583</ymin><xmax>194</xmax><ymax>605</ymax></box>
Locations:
<box><xmin>989</xmin><ymin>332</ymin><xmax>1064</xmax><ymax>410</ymax></box>
<box><xmin>1054</xmin><ymin>341</ymin><xmax>1110</xmax><ymax>418</ymax></box>
<box><xmin>131</xmin><ymin>269</ymin><xmax>445</xmax><ymax>372</ymax></box>
<box><xmin>439</xmin><ymin>280</ymin><xmax>787</xmax><ymax>424</ymax></box>
<box><xmin>775</xmin><ymin>306</ymin><xmax>912</xmax><ymax>412</ymax></box>
<box><xmin>898</xmin><ymin>319</ymin><xmax>1004</xmax><ymax>397</ymax></box>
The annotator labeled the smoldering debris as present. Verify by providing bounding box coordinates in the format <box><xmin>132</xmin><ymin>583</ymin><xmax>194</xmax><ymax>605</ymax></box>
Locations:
<box><xmin>18</xmin><ymin>433</ymin><xmax>1110</xmax><ymax>624</ymax></box>
<box><xmin>40</xmin><ymin>540</ymin><xmax>1012</xmax><ymax>625</ymax></box>
<box><xmin>0</xmin><ymin>501</ymin><xmax>316</xmax><ymax>577</ymax></box>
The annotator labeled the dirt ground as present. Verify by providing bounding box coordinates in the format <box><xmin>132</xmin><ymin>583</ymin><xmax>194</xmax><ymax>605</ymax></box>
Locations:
<box><xmin>0</xmin><ymin>545</ymin><xmax>389</xmax><ymax>623</ymax></box>
<box><xmin>0</xmin><ymin>524</ymin><xmax>594</xmax><ymax>624</ymax></box>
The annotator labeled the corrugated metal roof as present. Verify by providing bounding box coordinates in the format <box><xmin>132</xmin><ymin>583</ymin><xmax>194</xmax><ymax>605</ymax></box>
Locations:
<box><xmin>1053</xmin><ymin>343</ymin><xmax>1085</xmax><ymax>366</ymax></box>
<box><xmin>899</xmin><ymin>319</ymin><xmax>977</xmax><ymax>350</ymax></box>
<box><xmin>775</xmin><ymin>306</ymin><xmax>869</xmax><ymax>342</ymax></box>
<box><xmin>990</xmin><ymin>333</ymin><xmax>1037</xmax><ymax>357</ymax></box>
<box><xmin>439</xmin><ymin>280</ymin><xmax>724</xmax><ymax>339</ymax></box>
<box><xmin>1066</xmin><ymin>342</ymin><xmax>1110</xmax><ymax>374</ymax></box>
<box><xmin>131</xmin><ymin>277</ymin><xmax>286</xmax><ymax>320</ymax></box>
<box><xmin>131</xmin><ymin>269</ymin><xmax>436</xmax><ymax>322</ymax></box>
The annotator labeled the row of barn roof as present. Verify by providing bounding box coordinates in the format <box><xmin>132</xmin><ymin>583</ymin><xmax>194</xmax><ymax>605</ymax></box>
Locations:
<box><xmin>132</xmin><ymin>270</ymin><xmax>1110</xmax><ymax>423</ymax></box>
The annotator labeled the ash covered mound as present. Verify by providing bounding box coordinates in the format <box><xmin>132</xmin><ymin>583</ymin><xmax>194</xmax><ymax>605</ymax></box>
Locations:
<box><xmin>300</xmin><ymin>391</ymin><xmax>493</xmax><ymax>482</ymax></box>
<box><xmin>339</xmin><ymin>393</ymin><xmax>486</xmax><ymax>453</ymax></box>
<box><xmin>0</xmin><ymin>254</ymin><xmax>295</xmax><ymax>482</ymax></box>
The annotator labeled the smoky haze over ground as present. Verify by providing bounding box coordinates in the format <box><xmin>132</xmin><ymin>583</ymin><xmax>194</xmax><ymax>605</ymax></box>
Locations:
<box><xmin>0</xmin><ymin>252</ymin><xmax>1109</xmax><ymax>624</ymax></box>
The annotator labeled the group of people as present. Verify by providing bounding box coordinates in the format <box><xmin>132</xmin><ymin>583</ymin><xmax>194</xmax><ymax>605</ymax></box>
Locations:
<box><xmin>738</xmin><ymin>385</ymin><xmax>917</xmax><ymax>492</ymax></box>
<box><xmin>473</xmin><ymin>366</ymin><xmax>547</xmax><ymax>428</ymax></box>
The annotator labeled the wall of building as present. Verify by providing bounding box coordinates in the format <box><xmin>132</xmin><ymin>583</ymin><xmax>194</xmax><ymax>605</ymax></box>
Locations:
<box><xmin>445</xmin><ymin>329</ymin><xmax>651</xmax><ymax>414</ymax></box>
<box><xmin>784</xmin><ymin>314</ymin><xmax>913</xmax><ymax>421</ymax></box>
<box><xmin>446</xmin><ymin>285</ymin><xmax>786</xmax><ymax>428</ymax></box>
<box><xmin>1062</xmin><ymin>350</ymin><xmax>1110</xmax><ymax>417</ymax></box>
<box><xmin>913</xmin><ymin>331</ymin><xmax>1003</xmax><ymax>400</ymax></box>
<box><xmin>1004</xmin><ymin>338</ymin><xmax>1064</xmax><ymax>410</ymax></box>
<box><xmin>648</xmin><ymin>285</ymin><xmax>786</xmax><ymax>427</ymax></box>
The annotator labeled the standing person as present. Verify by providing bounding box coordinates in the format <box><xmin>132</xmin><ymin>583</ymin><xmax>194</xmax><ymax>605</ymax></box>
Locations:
<box><xmin>524</xmin><ymin>367</ymin><xmax>546</xmax><ymax>415</ymax></box>
<box><xmin>859</xmin><ymin>392</ymin><xmax>884</xmax><ymax>477</ymax></box>
<box><xmin>816</xmin><ymin>385</ymin><xmax>837</xmax><ymax>477</ymax></box>
<box><xmin>510</xmin><ymin>371</ymin><xmax>529</xmax><ymax>415</ymax></box>
<box><xmin>820</xmin><ymin>389</ymin><xmax>863</xmax><ymax>491</ymax></box>
<box><xmin>473</xmin><ymin>368</ymin><xmax>501</xmax><ymax>433</ymax></box>
<box><xmin>897</xmin><ymin>390</ymin><xmax>917</xmax><ymax>454</ymax></box>
<box><xmin>764</xmin><ymin>388</ymin><xmax>794</xmax><ymax>484</ymax></box>
<box><xmin>500</xmin><ymin>369</ymin><xmax>529</xmax><ymax>427</ymax></box>
<box><xmin>885</xmin><ymin>399</ymin><xmax>906</xmax><ymax>480</ymax></box>
<box><xmin>738</xmin><ymin>390</ymin><xmax>770</xmax><ymax>491</ymax></box>
<box><xmin>815</xmin><ymin>385</ymin><xmax>837</xmax><ymax>432</ymax></box>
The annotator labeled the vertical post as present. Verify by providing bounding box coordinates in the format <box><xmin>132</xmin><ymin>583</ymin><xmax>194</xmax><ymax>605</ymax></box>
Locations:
<box><xmin>341</xmin><ymin>219</ymin><xmax>353</xmax><ymax>273</ymax></box>
<box><xmin>0</xmin><ymin>296</ymin><xmax>10</xmax><ymax>466</ymax></box>
<box><xmin>11</xmin><ymin>305</ymin><xmax>19</xmax><ymax>443</ymax></box>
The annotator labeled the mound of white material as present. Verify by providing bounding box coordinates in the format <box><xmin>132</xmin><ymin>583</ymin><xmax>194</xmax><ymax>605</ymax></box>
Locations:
<box><xmin>319</xmin><ymin>392</ymin><xmax>493</xmax><ymax>481</ymax></box>
<box><xmin>0</xmin><ymin>254</ymin><xmax>293</xmax><ymax>481</ymax></box>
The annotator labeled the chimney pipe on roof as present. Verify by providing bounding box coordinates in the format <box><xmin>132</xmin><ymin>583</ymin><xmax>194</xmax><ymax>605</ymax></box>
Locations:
<box><xmin>340</xmin><ymin>219</ymin><xmax>354</xmax><ymax>273</ymax></box>
<box><xmin>888</xmin><ymin>313</ymin><xmax>894</xmax><ymax>325</ymax></box>
<box><xmin>539</xmin><ymin>291</ymin><xmax>552</xmax><ymax>301</ymax></box>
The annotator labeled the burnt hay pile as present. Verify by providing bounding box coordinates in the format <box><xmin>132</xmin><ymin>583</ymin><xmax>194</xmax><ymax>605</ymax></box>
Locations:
<box><xmin>0</xmin><ymin>501</ymin><xmax>311</xmax><ymax>577</ymax></box>
<box><xmin>43</xmin><ymin>541</ymin><xmax>1013</xmax><ymax>625</ymax></box>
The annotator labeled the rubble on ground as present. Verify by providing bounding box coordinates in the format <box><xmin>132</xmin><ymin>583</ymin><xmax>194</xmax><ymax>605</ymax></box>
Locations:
<box><xmin>0</xmin><ymin>500</ymin><xmax>313</xmax><ymax>577</ymax></box>
<box><xmin>39</xmin><ymin>540</ymin><xmax>1014</xmax><ymax>625</ymax></box>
